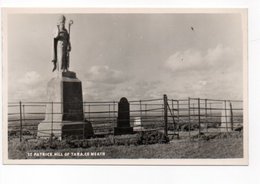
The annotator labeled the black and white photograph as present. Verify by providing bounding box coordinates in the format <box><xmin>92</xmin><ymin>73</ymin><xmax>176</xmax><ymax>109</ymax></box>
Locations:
<box><xmin>2</xmin><ymin>8</ymin><xmax>248</xmax><ymax>164</ymax></box>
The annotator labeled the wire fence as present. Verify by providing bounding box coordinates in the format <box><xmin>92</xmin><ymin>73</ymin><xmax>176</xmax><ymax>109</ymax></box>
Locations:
<box><xmin>8</xmin><ymin>95</ymin><xmax>243</xmax><ymax>142</ymax></box>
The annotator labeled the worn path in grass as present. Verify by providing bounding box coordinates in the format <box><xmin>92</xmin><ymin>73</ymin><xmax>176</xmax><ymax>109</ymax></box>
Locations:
<box><xmin>9</xmin><ymin>137</ymin><xmax>243</xmax><ymax>159</ymax></box>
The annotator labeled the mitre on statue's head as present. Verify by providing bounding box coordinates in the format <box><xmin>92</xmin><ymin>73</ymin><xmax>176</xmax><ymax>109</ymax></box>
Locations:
<box><xmin>58</xmin><ymin>15</ymin><xmax>66</xmax><ymax>24</ymax></box>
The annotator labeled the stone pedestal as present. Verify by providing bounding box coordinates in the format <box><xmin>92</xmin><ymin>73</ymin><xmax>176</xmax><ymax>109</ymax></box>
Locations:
<box><xmin>37</xmin><ymin>71</ymin><xmax>93</xmax><ymax>139</ymax></box>
<box><xmin>114</xmin><ymin>97</ymin><xmax>133</xmax><ymax>135</ymax></box>
<box><xmin>62</xmin><ymin>72</ymin><xmax>84</xmax><ymax>121</ymax></box>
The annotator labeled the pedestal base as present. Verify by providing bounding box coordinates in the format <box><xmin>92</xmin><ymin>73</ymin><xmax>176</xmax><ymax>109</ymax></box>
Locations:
<box><xmin>114</xmin><ymin>127</ymin><xmax>133</xmax><ymax>135</ymax></box>
<box><xmin>62</xmin><ymin>121</ymin><xmax>94</xmax><ymax>139</ymax></box>
<box><xmin>37</xmin><ymin>120</ymin><xmax>62</xmax><ymax>138</ymax></box>
<box><xmin>37</xmin><ymin>120</ymin><xmax>94</xmax><ymax>139</ymax></box>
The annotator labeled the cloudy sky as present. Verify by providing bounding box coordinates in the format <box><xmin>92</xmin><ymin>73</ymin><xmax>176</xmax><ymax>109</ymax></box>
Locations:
<box><xmin>7</xmin><ymin>13</ymin><xmax>244</xmax><ymax>102</ymax></box>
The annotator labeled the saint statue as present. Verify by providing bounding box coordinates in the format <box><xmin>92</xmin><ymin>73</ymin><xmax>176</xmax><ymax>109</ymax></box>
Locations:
<box><xmin>52</xmin><ymin>15</ymin><xmax>73</xmax><ymax>72</ymax></box>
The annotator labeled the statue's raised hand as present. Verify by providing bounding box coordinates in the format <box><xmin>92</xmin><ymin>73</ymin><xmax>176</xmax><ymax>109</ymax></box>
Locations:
<box><xmin>52</xmin><ymin>59</ymin><xmax>57</xmax><ymax>72</ymax></box>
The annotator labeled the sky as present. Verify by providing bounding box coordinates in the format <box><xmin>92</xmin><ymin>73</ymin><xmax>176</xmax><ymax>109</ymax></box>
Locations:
<box><xmin>7</xmin><ymin>13</ymin><xmax>244</xmax><ymax>102</ymax></box>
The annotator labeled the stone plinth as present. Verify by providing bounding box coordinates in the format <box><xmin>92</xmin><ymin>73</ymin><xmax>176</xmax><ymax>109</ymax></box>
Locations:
<box><xmin>37</xmin><ymin>71</ymin><xmax>91</xmax><ymax>139</ymax></box>
<box><xmin>62</xmin><ymin>120</ymin><xmax>94</xmax><ymax>139</ymax></box>
<box><xmin>114</xmin><ymin>97</ymin><xmax>133</xmax><ymax>135</ymax></box>
<box><xmin>62</xmin><ymin>72</ymin><xmax>84</xmax><ymax>121</ymax></box>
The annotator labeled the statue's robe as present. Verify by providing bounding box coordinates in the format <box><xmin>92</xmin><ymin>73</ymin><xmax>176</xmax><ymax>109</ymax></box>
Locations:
<box><xmin>52</xmin><ymin>27</ymin><xmax>70</xmax><ymax>71</ymax></box>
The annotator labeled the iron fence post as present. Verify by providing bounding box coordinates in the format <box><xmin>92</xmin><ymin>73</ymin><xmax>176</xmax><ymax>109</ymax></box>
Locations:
<box><xmin>88</xmin><ymin>104</ymin><xmax>90</xmax><ymax>121</ymax></box>
<box><xmin>198</xmin><ymin>98</ymin><xmax>201</xmax><ymax>134</ymax></box>
<box><xmin>224</xmin><ymin>100</ymin><xmax>228</xmax><ymax>132</ymax></box>
<box><xmin>83</xmin><ymin>101</ymin><xmax>85</xmax><ymax>139</ymax></box>
<box><xmin>188</xmin><ymin>97</ymin><xmax>191</xmax><ymax>139</ymax></box>
<box><xmin>108</xmin><ymin>104</ymin><xmax>111</xmax><ymax>125</ymax></box>
<box><xmin>177</xmin><ymin>100</ymin><xmax>180</xmax><ymax>132</ymax></box>
<box><xmin>172</xmin><ymin>99</ymin><xmax>176</xmax><ymax>131</ymax></box>
<box><xmin>205</xmin><ymin>99</ymin><xmax>208</xmax><ymax>132</ymax></box>
<box><xmin>22</xmin><ymin>104</ymin><xmax>25</xmax><ymax>125</ymax></box>
<box><xmin>163</xmin><ymin>94</ymin><xmax>168</xmax><ymax>137</ymax></box>
<box><xmin>209</xmin><ymin>103</ymin><xmax>213</xmax><ymax>130</ymax></box>
<box><xmin>19</xmin><ymin>101</ymin><xmax>23</xmax><ymax>142</ymax></box>
<box><xmin>139</xmin><ymin>100</ymin><xmax>142</xmax><ymax>120</ymax></box>
<box><xmin>230</xmin><ymin>101</ymin><xmax>234</xmax><ymax>131</ymax></box>
<box><xmin>51</xmin><ymin>101</ymin><xmax>53</xmax><ymax>143</ymax></box>
<box><xmin>113</xmin><ymin>101</ymin><xmax>116</xmax><ymax>136</ymax></box>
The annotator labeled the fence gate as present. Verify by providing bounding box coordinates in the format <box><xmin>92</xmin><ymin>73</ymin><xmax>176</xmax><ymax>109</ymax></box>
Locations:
<box><xmin>166</xmin><ymin>97</ymin><xmax>180</xmax><ymax>139</ymax></box>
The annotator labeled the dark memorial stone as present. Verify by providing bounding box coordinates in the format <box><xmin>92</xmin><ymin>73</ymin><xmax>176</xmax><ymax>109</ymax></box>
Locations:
<box><xmin>62</xmin><ymin>72</ymin><xmax>84</xmax><ymax>121</ymax></box>
<box><xmin>114</xmin><ymin>97</ymin><xmax>133</xmax><ymax>135</ymax></box>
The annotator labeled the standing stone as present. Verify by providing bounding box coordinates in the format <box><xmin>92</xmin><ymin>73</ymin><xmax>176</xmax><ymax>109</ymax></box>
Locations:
<box><xmin>133</xmin><ymin>117</ymin><xmax>144</xmax><ymax>131</ymax></box>
<box><xmin>220</xmin><ymin>101</ymin><xmax>233</xmax><ymax>132</ymax></box>
<box><xmin>114</xmin><ymin>97</ymin><xmax>133</xmax><ymax>135</ymax></box>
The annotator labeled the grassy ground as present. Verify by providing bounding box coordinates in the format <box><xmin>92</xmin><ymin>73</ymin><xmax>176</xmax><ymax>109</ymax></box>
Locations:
<box><xmin>8</xmin><ymin>135</ymin><xmax>243</xmax><ymax>159</ymax></box>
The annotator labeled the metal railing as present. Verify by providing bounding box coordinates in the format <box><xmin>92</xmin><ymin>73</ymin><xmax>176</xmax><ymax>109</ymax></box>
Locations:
<box><xmin>8</xmin><ymin>95</ymin><xmax>244</xmax><ymax>142</ymax></box>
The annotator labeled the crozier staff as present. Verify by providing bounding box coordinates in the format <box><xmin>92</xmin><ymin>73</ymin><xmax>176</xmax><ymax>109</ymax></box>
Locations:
<box><xmin>52</xmin><ymin>15</ymin><xmax>72</xmax><ymax>72</ymax></box>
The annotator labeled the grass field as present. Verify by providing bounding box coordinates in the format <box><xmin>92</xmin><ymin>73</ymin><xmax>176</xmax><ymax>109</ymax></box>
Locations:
<box><xmin>8</xmin><ymin>112</ymin><xmax>244</xmax><ymax>160</ymax></box>
<box><xmin>8</xmin><ymin>133</ymin><xmax>243</xmax><ymax>159</ymax></box>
